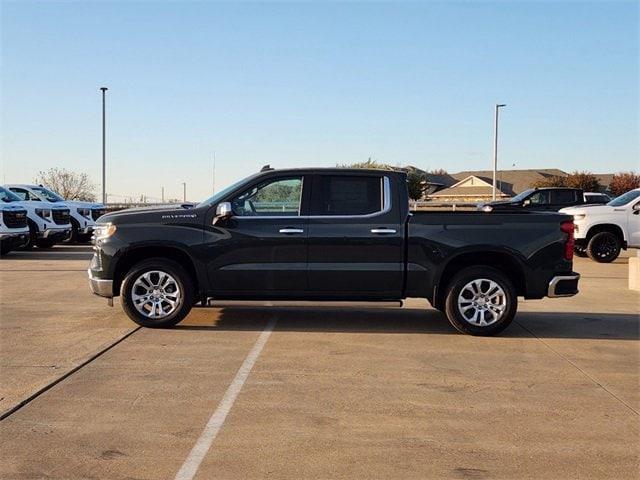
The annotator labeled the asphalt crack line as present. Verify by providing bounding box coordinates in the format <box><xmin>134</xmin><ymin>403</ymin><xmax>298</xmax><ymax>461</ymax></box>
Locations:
<box><xmin>174</xmin><ymin>317</ymin><xmax>277</xmax><ymax>480</ymax></box>
<box><xmin>516</xmin><ymin>320</ymin><xmax>638</xmax><ymax>416</ymax></box>
<box><xmin>0</xmin><ymin>326</ymin><xmax>141</xmax><ymax>421</ymax></box>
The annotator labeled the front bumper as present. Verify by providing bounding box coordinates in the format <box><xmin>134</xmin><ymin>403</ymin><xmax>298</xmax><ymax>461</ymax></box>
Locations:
<box><xmin>0</xmin><ymin>231</ymin><xmax>30</xmax><ymax>252</ymax></box>
<box><xmin>88</xmin><ymin>268</ymin><xmax>114</xmax><ymax>298</ymax></box>
<box><xmin>39</xmin><ymin>227</ymin><xmax>71</xmax><ymax>241</ymax></box>
<box><xmin>547</xmin><ymin>273</ymin><xmax>580</xmax><ymax>298</ymax></box>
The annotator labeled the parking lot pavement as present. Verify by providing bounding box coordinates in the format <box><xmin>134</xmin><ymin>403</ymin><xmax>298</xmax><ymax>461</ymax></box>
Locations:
<box><xmin>0</xmin><ymin>250</ymin><xmax>638</xmax><ymax>479</ymax></box>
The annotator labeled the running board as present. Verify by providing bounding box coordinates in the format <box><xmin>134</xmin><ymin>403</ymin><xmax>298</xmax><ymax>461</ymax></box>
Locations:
<box><xmin>198</xmin><ymin>299</ymin><xmax>404</xmax><ymax>308</ymax></box>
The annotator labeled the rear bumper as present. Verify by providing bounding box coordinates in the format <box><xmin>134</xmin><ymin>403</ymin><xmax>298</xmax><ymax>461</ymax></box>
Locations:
<box><xmin>547</xmin><ymin>273</ymin><xmax>580</xmax><ymax>298</ymax></box>
<box><xmin>88</xmin><ymin>269</ymin><xmax>114</xmax><ymax>298</ymax></box>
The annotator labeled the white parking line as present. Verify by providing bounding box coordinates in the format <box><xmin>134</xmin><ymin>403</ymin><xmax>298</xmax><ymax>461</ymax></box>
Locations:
<box><xmin>174</xmin><ymin>318</ymin><xmax>277</xmax><ymax>480</ymax></box>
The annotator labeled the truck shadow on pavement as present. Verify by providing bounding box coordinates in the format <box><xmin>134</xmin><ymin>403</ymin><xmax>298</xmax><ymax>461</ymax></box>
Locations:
<box><xmin>177</xmin><ymin>307</ymin><xmax>639</xmax><ymax>340</ymax></box>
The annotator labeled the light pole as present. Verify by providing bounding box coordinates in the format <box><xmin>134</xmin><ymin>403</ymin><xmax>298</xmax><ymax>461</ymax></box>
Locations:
<box><xmin>212</xmin><ymin>151</ymin><xmax>216</xmax><ymax>195</ymax></box>
<box><xmin>492</xmin><ymin>103</ymin><xmax>506</xmax><ymax>201</ymax></box>
<box><xmin>100</xmin><ymin>87</ymin><xmax>108</xmax><ymax>205</ymax></box>
<box><xmin>182</xmin><ymin>182</ymin><xmax>186</xmax><ymax>202</ymax></box>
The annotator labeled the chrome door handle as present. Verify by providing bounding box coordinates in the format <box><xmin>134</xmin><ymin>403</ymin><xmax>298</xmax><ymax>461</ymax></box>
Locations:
<box><xmin>370</xmin><ymin>228</ymin><xmax>397</xmax><ymax>234</ymax></box>
<box><xmin>279</xmin><ymin>228</ymin><xmax>304</xmax><ymax>234</ymax></box>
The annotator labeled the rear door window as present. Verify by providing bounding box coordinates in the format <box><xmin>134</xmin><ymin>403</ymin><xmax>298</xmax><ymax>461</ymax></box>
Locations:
<box><xmin>310</xmin><ymin>175</ymin><xmax>383</xmax><ymax>216</ymax></box>
<box><xmin>553</xmin><ymin>190</ymin><xmax>577</xmax><ymax>205</ymax></box>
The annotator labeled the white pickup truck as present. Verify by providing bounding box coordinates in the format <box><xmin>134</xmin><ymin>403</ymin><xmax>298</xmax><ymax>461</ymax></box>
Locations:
<box><xmin>561</xmin><ymin>188</ymin><xmax>640</xmax><ymax>262</ymax></box>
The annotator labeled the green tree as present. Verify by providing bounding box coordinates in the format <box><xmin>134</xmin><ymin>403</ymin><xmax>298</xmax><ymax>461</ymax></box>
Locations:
<box><xmin>407</xmin><ymin>171</ymin><xmax>426</xmax><ymax>201</ymax></box>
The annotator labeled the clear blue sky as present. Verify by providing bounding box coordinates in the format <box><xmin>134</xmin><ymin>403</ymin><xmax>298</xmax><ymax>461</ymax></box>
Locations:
<box><xmin>1</xmin><ymin>1</ymin><xmax>638</xmax><ymax>202</ymax></box>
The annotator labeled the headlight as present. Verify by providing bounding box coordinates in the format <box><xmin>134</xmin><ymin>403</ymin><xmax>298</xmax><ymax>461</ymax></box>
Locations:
<box><xmin>93</xmin><ymin>223</ymin><xmax>116</xmax><ymax>239</ymax></box>
<box><xmin>35</xmin><ymin>208</ymin><xmax>52</xmax><ymax>220</ymax></box>
<box><xmin>77</xmin><ymin>207</ymin><xmax>91</xmax><ymax>217</ymax></box>
<box><xmin>573</xmin><ymin>214</ymin><xmax>586</xmax><ymax>221</ymax></box>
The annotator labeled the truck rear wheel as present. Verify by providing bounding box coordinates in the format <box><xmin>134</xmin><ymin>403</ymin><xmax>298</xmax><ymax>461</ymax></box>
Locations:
<box><xmin>121</xmin><ymin>258</ymin><xmax>194</xmax><ymax>328</ymax></box>
<box><xmin>444</xmin><ymin>266</ymin><xmax>517</xmax><ymax>336</ymax></box>
<box><xmin>586</xmin><ymin>231</ymin><xmax>621</xmax><ymax>263</ymax></box>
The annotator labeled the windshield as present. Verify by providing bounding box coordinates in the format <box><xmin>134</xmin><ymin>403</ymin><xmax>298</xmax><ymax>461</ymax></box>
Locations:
<box><xmin>608</xmin><ymin>189</ymin><xmax>640</xmax><ymax>207</ymax></box>
<box><xmin>30</xmin><ymin>186</ymin><xmax>65</xmax><ymax>202</ymax></box>
<box><xmin>197</xmin><ymin>173</ymin><xmax>261</xmax><ymax>207</ymax></box>
<box><xmin>509</xmin><ymin>188</ymin><xmax>535</xmax><ymax>202</ymax></box>
<box><xmin>0</xmin><ymin>187</ymin><xmax>22</xmax><ymax>203</ymax></box>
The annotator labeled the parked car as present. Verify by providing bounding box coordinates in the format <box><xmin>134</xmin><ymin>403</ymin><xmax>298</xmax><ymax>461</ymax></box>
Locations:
<box><xmin>0</xmin><ymin>185</ymin><xmax>72</xmax><ymax>248</ymax></box>
<box><xmin>88</xmin><ymin>168</ymin><xmax>579</xmax><ymax>336</ymax></box>
<box><xmin>4</xmin><ymin>184</ymin><xmax>105</xmax><ymax>243</ymax></box>
<box><xmin>560</xmin><ymin>188</ymin><xmax>640</xmax><ymax>263</ymax></box>
<box><xmin>0</xmin><ymin>188</ymin><xmax>29</xmax><ymax>255</ymax></box>
<box><xmin>488</xmin><ymin>187</ymin><xmax>598</xmax><ymax>211</ymax></box>
<box><xmin>583</xmin><ymin>192</ymin><xmax>611</xmax><ymax>205</ymax></box>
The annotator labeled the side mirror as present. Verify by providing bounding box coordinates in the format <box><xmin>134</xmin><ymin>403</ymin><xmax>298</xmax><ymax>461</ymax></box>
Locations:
<box><xmin>633</xmin><ymin>203</ymin><xmax>640</xmax><ymax>214</ymax></box>
<box><xmin>213</xmin><ymin>202</ymin><xmax>233</xmax><ymax>224</ymax></box>
<box><xmin>523</xmin><ymin>199</ymin><xmax>531</xmax><ymax>207</ymax></box>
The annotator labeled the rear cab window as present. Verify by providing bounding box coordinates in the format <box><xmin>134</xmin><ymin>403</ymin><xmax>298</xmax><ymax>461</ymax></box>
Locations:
<box><xmin>552</xmin><ymin>189</ymin><xmax>578</xmax><ymax>205</ymax></box>
<box><xmin>310</xmin><ymin>175</ymin><xmax>385</xmax><ymax>216</ymax></box>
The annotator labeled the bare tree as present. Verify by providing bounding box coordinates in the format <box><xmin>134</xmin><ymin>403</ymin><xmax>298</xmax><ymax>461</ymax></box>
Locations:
<box><xmin>34</xmin><ymin>168</ymin><xmax>97</xmax><ymax>202</ymax></box>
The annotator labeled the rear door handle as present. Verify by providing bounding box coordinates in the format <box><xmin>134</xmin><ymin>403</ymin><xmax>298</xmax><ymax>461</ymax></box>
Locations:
<box><xmin>370</xmin><ymin>228</ymin><xmax>397</xmax><ymax>234</ymax></box>
<box><xmin>279</xmin><ymin>228</ymin><xmax>304</xmax><ymax>234</ymax></box>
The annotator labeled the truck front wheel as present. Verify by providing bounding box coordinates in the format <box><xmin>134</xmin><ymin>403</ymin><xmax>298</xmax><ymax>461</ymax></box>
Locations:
<box><xmin>586</xmin><ymin>232</ymin><xmax>621</xmax><ymax>263</ymax></box>
<box><xmin>121</xmin><ymin>258</ymin><xmax>194</xmax><ymax>328</ymax></box>
<box><xmin>444</xmin><ymin>266</ymin><xmax>517</xmax><ymax>336</ymax></box>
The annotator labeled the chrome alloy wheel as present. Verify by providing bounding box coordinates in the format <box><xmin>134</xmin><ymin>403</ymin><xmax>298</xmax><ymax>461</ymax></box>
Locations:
<box><xmin>131</xmin><ymin>270</ymin><xmax>181</xmax><ymax>319</ymax></box>
<box><xmin>457</xmin><ymin>278</ymin><xmax>507</xmax><ymax>327</ymax></box>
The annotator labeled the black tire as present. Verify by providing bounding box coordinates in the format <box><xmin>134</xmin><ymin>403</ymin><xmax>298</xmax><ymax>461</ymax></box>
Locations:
<box><xmin>444</xmin><ymin>266</ymin><xmax>518</xmax><ymax>336</ymax></box>
<box><xmin>0</xmin><ymin>245</ymin><xmax>11</xmax><ymax>256</ymax></box>
<box><xmin>76</xmin><ymin>232</ymin><xmax>93</xmax><ymax>243</ymax></box>
<box><xmin>36</xmin><ymin>238</ymin><xmax>56</xmax><ymax>248</ymax></box>
<box><xmin>586</xmin><ymin>232</ymin><xmax>621</xmax><ymax>263</ymax></box>
<box><xmin>121</xmin><ymin>258</ymin><xmax>194</xmax><ymax>328</ymax></box>
<box><xmin>64</xmin><ymin>219</ymin><xmax>79</xmax><ymax>244</ymax></box>
<box><xmin>19</xmin><ymin>221</ymin><xmax>37</xmax><ymax>250</ymax></box>
<box><xmin>574</xmin><ymin>245</ymin><xmax>588</xmax><ymax>257</ymax></box>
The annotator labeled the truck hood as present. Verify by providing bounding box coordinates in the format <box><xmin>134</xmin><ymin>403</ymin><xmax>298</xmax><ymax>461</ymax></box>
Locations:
<box><xmin>100</xmin><ymin>203</ymin><xmax>200</xmax><ymax>225</ymax></box>
<box><xmin>560</xmin><ymin>204</ymin><xmax>617</xmax><ymax>216</ymax></box>
<box><xmin>9</xmin><ymin>200</ymin><xmax>71</xmax><ymax>210</ymax></box>
<box><xmin>0</xmin><ymin>203</ymin><xmax>27</xmax><ymax>212</ymax></box>
<box><xmin>59</xmin><ymin>200</ymin><xmax>105</xmax><ymax>209</ymax></box>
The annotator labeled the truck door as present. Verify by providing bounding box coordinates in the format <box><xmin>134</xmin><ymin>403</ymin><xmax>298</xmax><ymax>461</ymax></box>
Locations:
<box><xmin>629</xmin><ymin>200</ymin><xmax>640</xmax><ymax>247</ymax></box>
<box><xmin>306</xmin><ymin>173</ymin><xmax>404</xmax><ymax>298</ymax></box>
<box><xmin>205</xmin><ymin>175</ymin><xmax>309</xmax><ymax>295</ymax></box>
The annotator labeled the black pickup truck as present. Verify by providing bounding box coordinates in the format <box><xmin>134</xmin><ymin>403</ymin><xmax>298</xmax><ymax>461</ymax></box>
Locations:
<box><xmin>88</xmin><ymin>168</ymin><xmax>579</xmax><ymax>336</ymax></box>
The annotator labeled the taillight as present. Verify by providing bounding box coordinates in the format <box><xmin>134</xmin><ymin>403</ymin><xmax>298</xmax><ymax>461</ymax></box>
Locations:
<box><xmin>561</xmin><ymin>221</ymin><xmax>575</xmax><ymax>261</ymax></box>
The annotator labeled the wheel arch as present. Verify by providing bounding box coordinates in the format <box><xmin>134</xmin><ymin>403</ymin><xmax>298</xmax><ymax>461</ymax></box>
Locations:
<box><xmin>113</xmin><ymin>245</ymin><xmax>201</xmax><ymax>297</ymax></box>
<box><xmin>433</xmin><ymin>249</ymin><xmax>527</xmax><ymax>310</ymax></box>
<box><xmin>585</xmin><ymin>223</ymin><xmax>626</xmax><ymax>245</ymax></box>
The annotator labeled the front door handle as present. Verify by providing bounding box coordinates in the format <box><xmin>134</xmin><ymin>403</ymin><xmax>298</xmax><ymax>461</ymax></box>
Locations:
<box><xmin>370</xmin><ymin>228</ymin><xmax>397</xmax><ymax>234</ymax></box>
<box><xmin>279</xmin><ymin>228</ymin><xmax>304</xmax><ymax>234</ymax></box>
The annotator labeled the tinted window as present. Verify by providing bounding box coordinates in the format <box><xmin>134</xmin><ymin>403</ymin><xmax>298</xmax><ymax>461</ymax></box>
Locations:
<box><xmin>527</xmin><ymin>190</ymin><xmax>550</xmax><ymax>205</ymax></box>
<box><xmin>312</xmin><ymin>175</ymin><xmax>382</xmax><ymax>216</ymax></box>
<box><xmin>231</xmin><ymin>177</ymin><xmax>302</xmax><ymax>216</ymax></box>
<box><xmin>585</xmin><ymin>194</ymin><xmax>609</xmax><ymax>204</ymax></box>
<box><xmin>553</xmin><ymin>190</ymin><xmax>577</xmax><ymax>205</ymax></box>
<box><xmin>608</xmin><ymin>189</ymin><xmax>640</xmax><ymax>206</ymax></box>
<box><xmin>9</xmin><ymin>188</ymin><xmax>35</xmax><ymax>201</ymax></box>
